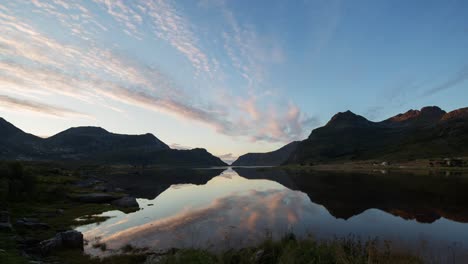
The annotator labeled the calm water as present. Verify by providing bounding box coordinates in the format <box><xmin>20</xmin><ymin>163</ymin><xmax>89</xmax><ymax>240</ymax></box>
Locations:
<box><xmin>76</xmin><ymin>168</ymin><xmax>468</xmax><ymax>260</ymax></box>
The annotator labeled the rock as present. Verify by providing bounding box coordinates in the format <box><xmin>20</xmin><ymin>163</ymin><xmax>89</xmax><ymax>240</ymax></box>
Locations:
<box><xmin>16</xmin><ymin>218</ymin><xmax>50</xmax><ymax>229</ymax></box>
<box><xmin>144</xmin><ymin>255</ymin><xmax>163</xmax><ymax>264</ymax></box>
<box><xmin>39</xmin><ymin>230</ymin><xmax>83</xmax><ymax>255</ymax></box>
<box><xmin>112</xmin><ymin>197</ymin><xmax>139</xmax><ymax>208</ymax></box>
<box><xmin>69</xmin><ymin>193</ymin><xmax>122</xmax><ymax>203</ymax></box>
<box><xmin>0</xmin><ymin>211</ymin><xmax>13</xmax><ymax>232</ymax></box>
<box><xmin>59</xmin><ymin>230</ymin><xmax>84</xmax><ymax>248</ymax></box>
<box><xmin>39</xmin><ymin>237</ymin><xmax>62</xmax><ymax>255</ymax></box>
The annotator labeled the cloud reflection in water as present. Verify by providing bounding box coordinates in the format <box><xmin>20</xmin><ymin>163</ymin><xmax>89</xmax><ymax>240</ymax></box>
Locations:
<box><xmin>77</xmin><ymin>169</ymin><xmax>468</xmax><ymax>257</ymax></box>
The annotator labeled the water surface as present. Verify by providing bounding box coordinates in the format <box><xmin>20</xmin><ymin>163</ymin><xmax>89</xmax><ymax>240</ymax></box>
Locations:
<box><xmin>77</xmin><ymin>168</ymin><xmax>468</xmax><ymax>260</ymax></box>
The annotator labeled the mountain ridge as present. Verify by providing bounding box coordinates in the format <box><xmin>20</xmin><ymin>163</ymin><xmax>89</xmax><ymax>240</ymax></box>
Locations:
<box><xmin>287</xmin><ymin>106</ymin><xmax>468</xmax><ymax>164</ymax></box>
<box><xmin>0</xmin><ymin>118</ymin><xmax>226</xmax><ymax>166</ymax></box>
<box><xmin>233</xmin><ymin>106</ymin><xmax>468</xmax><ymax>166</ymax></box>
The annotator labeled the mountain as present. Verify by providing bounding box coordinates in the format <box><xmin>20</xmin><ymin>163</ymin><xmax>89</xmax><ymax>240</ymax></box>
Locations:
<box><xmin>0</xmin><ymin>118</ymin><xmax>227</xmax><ymax>166</ymax></box>
<box><xmin>0</xmin><ymin>118</ymin><xmax>42</xmax><ymax>159</ymax></box>
<box><xmin>287</xmin><ymin>106</ymin><xmax>468</xmax><ymax>164</ymax></box>
<box><xmin>43</xmin><ymin>126</ymin><xmax>169</xmax><ymax>160</ymax></box>
<box><xmin>232</xmin><ymin>141</ymin><xmax>299</xmax><ymax>166</ymax></box>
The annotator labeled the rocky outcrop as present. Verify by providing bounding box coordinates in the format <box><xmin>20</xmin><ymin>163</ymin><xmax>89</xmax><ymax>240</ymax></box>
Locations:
<box><xmin>111</xmin><ymin>196</ymin><xmax>139</xmax><ymax>208</ymax></box>
<box><xmin>39</xmin><ymin>230</ymin><xmax>83</xmax><ymax>255</ymax></box>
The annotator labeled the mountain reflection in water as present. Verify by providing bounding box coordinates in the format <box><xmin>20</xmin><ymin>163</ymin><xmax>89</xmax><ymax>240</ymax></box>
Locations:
<box><xmin>76</xmin><ymin>168</ymin><xmax>468</xmax><ymax>258</ymax></box>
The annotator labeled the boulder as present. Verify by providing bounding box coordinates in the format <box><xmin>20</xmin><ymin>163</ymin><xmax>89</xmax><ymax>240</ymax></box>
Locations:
<box><xmin>112</xmin><ymin>197</ymin><xmax>139</xmax><ymax>208</ymax></box>
<box><xmin>59</xmin><ymin>230</ymin><xmax>84</xmax><ymax>248</ymax></box>
<box><xmin>69</xmin><ymin>193</ymin><xmax>122</xmax><ymax>203</ymax></box>
<box><xmin>39</xmin><ymin>237</ymin><xmax>62</xmax><ymax>255</ymax></box>
<box><xmin>40</xmin><ymin>230</ymin><xmax>83</xmax><ymax>255</ymax></box>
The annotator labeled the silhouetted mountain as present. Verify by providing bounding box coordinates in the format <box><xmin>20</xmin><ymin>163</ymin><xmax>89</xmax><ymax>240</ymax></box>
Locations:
<box><xmin>287</xmin><ymin>106</ymin><xmax>468</xmax><ymax>164</ymax></box>
<box><xmin>326</xmin><ymin>110</ymin><xmax>375</xmax><ymax>129</ymax></box>
<box><xmin>232</xmin><ymin>141</ymin><xmax>299</xmax><ymax>166</ymax></box>
<box><xmin>0</xmin><ymin>118</ymin><xmax>42</xmax><ymax>159</ymax></box>
<box><xmin>44</xmin><ymin>126</ymin><xmax>169</xmax><ymax>159</ymax></box>
<box><xmin>0</xmin><ymin>118</ymin><xmax>227</xmax><ymax>166</ymax></box>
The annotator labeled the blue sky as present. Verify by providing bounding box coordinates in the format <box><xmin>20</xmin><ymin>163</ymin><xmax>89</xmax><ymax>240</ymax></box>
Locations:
<box><xmin>0</xmin><ymin>0</ymin><xmax>467</xmax><ymax>162</ymax></box>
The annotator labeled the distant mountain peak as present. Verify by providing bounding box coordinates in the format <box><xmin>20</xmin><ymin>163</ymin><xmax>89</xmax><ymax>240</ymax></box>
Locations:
<box><xmin>442</xmin><ymin>107</ymin><xmax>468</xmax><ymax>121</ymax></box>
<box><xmin>0</xmin><ymin>117</ymin><xmax>24</xmax><ymax>136</ymax></box>
<box><xmin>63</xmin><ymin>126</ymin><xmax>109</xmax><ymax>135</ymax></box>
<box><xmin>326</xmin><ymin>110</ymin><xmax>370</xmax><ymax>128</ymax></box>
<box><xmin>385</xmin><ymin>106</ymin><xmax>446</xmax><ymax>125</ymax></box>
<box><xmin>0</xmin><ymin>117</ymin><xmax>13</xmax><ymax>126</ymax></box>
<box><xmin>421</xmin><ymin>106</ymin><xmax>444</xmax><ymax>113</ymax></box>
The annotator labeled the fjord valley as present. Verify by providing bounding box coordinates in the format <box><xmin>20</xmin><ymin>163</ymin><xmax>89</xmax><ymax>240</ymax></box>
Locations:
<box><xmin>2</xmin><ymin>106</ymin><xmax>468</xmax><ymax>264</ymax></box>
<box><xmin>2</xmin><ymin>0</ymin><xmax>468</xmax><ymax>263</ymax></box>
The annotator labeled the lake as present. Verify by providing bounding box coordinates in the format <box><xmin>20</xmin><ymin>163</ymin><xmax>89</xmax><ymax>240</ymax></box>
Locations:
<box><xmin>76</xmin><ymin>167</ymin><xmax>468</xmax><ymax>261</ymax></box>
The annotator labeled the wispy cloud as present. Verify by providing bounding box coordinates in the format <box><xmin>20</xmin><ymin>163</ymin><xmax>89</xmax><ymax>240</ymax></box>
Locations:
<box><xmin>0</xmin><ymin>0</ymin><xmax>315</xmax><ymax>145</ymax></box>
<box><xmin>91</xmin><ymin>0</ymin><xmax>215</xmax><ymax>77</ymax></box>
<box><xmin>0</xmin><ymin>94</ymin><xmax>89</xmax><ymax>118</ymax></box>
<box><xmin>423</xmin><ymin>66</ymin><xmax>468</xmax><ymax>97</ymax></box>
<box><xmin>366</xmin><ymin>66</ymin><xmax>468</xmax><ymax>121</ymax></box>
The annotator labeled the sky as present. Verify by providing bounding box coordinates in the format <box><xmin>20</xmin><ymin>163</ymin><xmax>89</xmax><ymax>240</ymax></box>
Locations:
<box><xmin>0</xmin><ymin>0</ymin><xmax>467</xmax><ymax>163</ymax></box>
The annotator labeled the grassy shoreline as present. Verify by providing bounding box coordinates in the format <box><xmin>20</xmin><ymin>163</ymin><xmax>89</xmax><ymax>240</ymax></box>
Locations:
<box><xmin>279</xmin><ymin>157</ymin><xmax>468</xmax><ymax>174</ymax></box>
<box><xmin>0</xmin><ymin>161</ymin><xmax>134</xmax><ymax>263</ymax></box>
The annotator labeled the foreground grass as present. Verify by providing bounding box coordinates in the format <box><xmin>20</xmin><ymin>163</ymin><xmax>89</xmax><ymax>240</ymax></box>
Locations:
<box><xmin>39</xmin><ymin>235</ymin><xmax>424</xmax><ymax>264</ymax></box>
<box><xmin>151</xmin><ymin>236</ymin><xmax>422</xmax><ymax>264</ymax></box>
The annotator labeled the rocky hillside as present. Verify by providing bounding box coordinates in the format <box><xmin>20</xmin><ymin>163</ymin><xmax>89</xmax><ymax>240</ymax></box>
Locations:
<box><xmin>0</xmin><ymin>118</ymin><xmax>226</xmax><ymax>166</ymax></box>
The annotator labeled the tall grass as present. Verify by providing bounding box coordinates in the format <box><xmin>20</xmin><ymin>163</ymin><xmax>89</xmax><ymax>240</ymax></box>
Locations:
<box><xmin>157</xmin><ymin>234</ymin><xmax>423</xmax><ymax>264</ymax></box>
